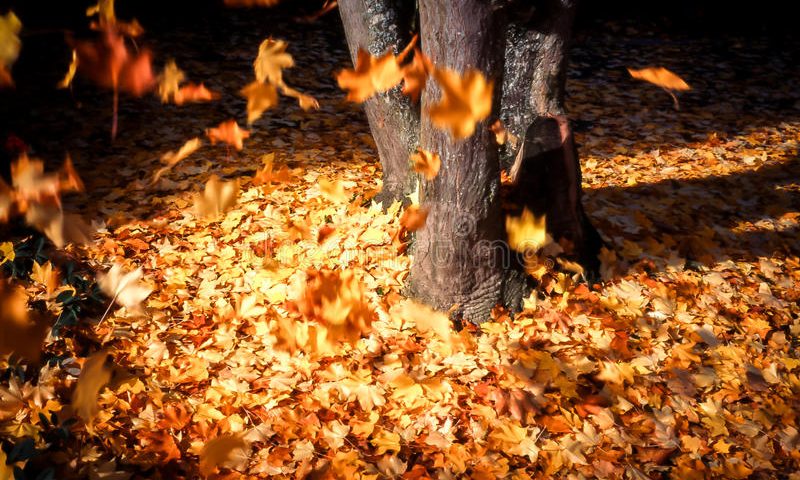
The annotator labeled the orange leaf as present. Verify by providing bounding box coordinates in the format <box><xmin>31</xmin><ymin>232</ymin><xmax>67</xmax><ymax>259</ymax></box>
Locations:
<box><xmin>427</xmin><ymin>67</ymin><xmax>493</xmax><ymax>140</ymax></box>
<box><xmin>401</xmin><ymin>49</ymin><xmax>432</xmax><ymax>102</ymax></box>
<box><xmin>336</xmin><ymin>41</ymin><xmax>415</xmax><ymax>103</ymax></box>
<box><xmin>206</xmin><ymin>120</ymin><xmax>250</xmax><ymax>151</ymax></box>
<box><xmin>174</xmin><ymin>82</ymin><xmax>217</xmax><ymax>105</ymax></box>
<box><xmin>410</xmin><ymin>148</ymin><xmax>440</xmax><ymax>180</ymax></box>
<box><xmin>400</xmin><ymin>205</ymin><xmax>428</xmax><ymax>232</ymax></box>
<box><xmin>627</xmin><ymin>66</ymin><xmax>690</xmax><ymax>91</ymax></box>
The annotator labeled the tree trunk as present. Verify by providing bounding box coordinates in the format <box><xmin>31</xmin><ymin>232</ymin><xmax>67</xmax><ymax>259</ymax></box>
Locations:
<box><xmin>502</xmin><ymin>0</ymin><xmax>603</xmax><ymax>275</ymax></box>
<box><xmin>337</xmin><ymin>0</ymin><xmax>419</xmax><ymax>206</ymax></box>
<box><xmin>408</xmin><ymin>0</ymin><xmax>509</xmax><ymax>323</ymax></box>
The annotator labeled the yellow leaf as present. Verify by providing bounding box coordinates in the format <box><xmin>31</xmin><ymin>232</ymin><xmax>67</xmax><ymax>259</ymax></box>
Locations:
<box><xmin>152</xmin><ymin>137</ymin><xmax>202</xmax><ymax>183</ymax></box>
<box><xmin>410</xmin><ymin>148</ymin><xmax>440</xmax><ymax>180</ymax></box>
<box><xmin>57</xmin><ymin>50</ymin><xmax>78</xmax><ymax>89</ymax></box>
<box><xmin>194</xmin><ymin>175</ymin><xmax>240</xmax><ymax>218</ymax></box>
<box><xmin>199</xmin><ymin>434</ymin><xmax>249</xmax><ymax>476</ymax></box>
<box><xmin>31</xmin><ymin>260</ymin><xmax>59</xmax><ymax>295</ymax></box>
<box><xmin>72</xmin><ymin>351</ymin><xmax>113</xmax><ymax>421</ymax></box>
<box><xmin>0</xmin><ymin>11</ymin><xmax>21</xmax><ymax>88</ymax></box>
<box><xmin>392</xmin><ymin>299</ymin><xmax>451</xmax><ymax>342</ymax></box>
<box><xmin>0</xmin><ymin>282</ymin><xmax>48</xmax><ymax>362</ymax></box>
<box><xmin>254</xmin><ymin>38</ymin><xmax>294</xmax><ymax>85</ymax></box>
<box><xmin>319</xmin><ymin>177</ymin><xmax>349</xmax><ymax>203</ymax></box>
<box><xmin>97</xmin><ymin>263</ymin><xmax>152</xmax><ymax>311</ymax></box>
<box><xmin>427</xmin><ymin>67</ymin><xmax>493</xmax><ymax>140</ymax></box>
<box><xmin>157</xmin><ymin>60</ymin><xmax>185</xmax><ymax>102</ymax></box>
<box><xmin>506</xmin><ymin>208</ymin><xmax>548</xmax><ymax>253</ymax></box>
<box><xmin>0</xmin><ymin>242</ymin><xmax>14</xmax><ymax>265</ymax></box>
<box><xmin>279</xmin><ymin>83</ymin><xmax>319</xmax><ymax>111</ymax></box>
<box><xmin>370</xmin><ymin>428</ymin><xmax>401</xmax><ymax>455</ymax></box>
<box><xmin>240</xmin><ymin>81</ymin><xmax>278</xmax><ymax>124</ymax></box>
<box><xmin>390</xmin><ymin>373</ymin><xmax>424</xmax><ymax>407</ymax></box>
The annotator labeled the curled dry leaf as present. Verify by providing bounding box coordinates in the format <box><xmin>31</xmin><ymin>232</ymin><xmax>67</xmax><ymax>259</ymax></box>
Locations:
<box><xmin>428</xmin><ymin>67</ymin><xmax>493</xmax><ymax>140</ymax></box>
<box><xmin>240</xmin><ymin>81</ymin><xmax>279</xmax><ymax>124</ymax></box>
<box><xmin>399</xmin><ymin>205</ymin><xmax>428</xmax><ymax>232</ymax></box>
<box><xmin>195</xmin><ymin>175</ymin><xmax>240</xmax><ymax>218</ymax></box>
<box><xmin>0</xmin><ymin>281</ymin><xmax>49</xmax><ymax>362</ymax></box>
<box><xmin>206</xmin><ymin>120</ymin><xmax>250</xmax><ymax>151</ymax></box>
<box><xmin>506</xmin><ymin>208</ymin><xmax>549</xmax><ymax>253</ymax></box>
<box><xmin>199</xmin><ymin>434</ymin><xmax>249</xmax><ymax>476</ymax></box>
<box><xmin>72</xmin><ymin>351</ymin><xmax>113</xmax><ymax>421</ymax></box>
<box><xmin>254</xmin><ymin>38</ymin><xmax>294</xmax><ymax>85</ymax></box>
<box><xmin>410</xmin><ymin>148</ymin><xmax>440</xmax><ymax>180</ymax></box>
<box><xmin>0</xmin><ymin>11</ymin><xmax>21</xmax><ymax>88</ymax></box>
<box><xmin>97</xmin><ymin>263</ymin><xmax>152</xmax><ymax>311</ymax></box>
<box><xmin>152</xmin><ymin>137</ymin><xmax>203</xmax><ymax>183</ymax></box>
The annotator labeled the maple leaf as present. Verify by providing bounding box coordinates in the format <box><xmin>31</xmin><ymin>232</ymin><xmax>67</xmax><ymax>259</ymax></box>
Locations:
<box><xmin>0</xmin><ymin>281</ymin><xmax>49</xmax><ymax>362</ymax></box>
<box><xmin>336</xmin><ymin>46</ymin><xmax>409</xmax><ymax>103</ymax></box>
<box><xmin>0</xmin><ymin>11</ymin><xmax>22</xmax><ymax>88</ymax></box>
<box><xmin>371</xmin><ymin>428</ymin><xmax>402</xmax><ymax>455</ymax></box>
<box><xmin>199</xmin><ymin>434</ymin><xmax>249</xmax><ymax>476</ymax></box>
<box><xmin>195</xmin><ymin>175</ymin><xmax>240</xmax><ymax>218</ymax></box>
<box><xmin>206</xmin><ymin>120</ymin><xmax>250</xmax><ymax>151</ymax></box>
<box><xmin>240</xmin><ymin>81</ymin><xmax>279</xmax><ymax>124</ymax></box>
<box><xmin>73</xmin><ymin>29</ymin><xmax>155</xmax><ymax>96</ymax></box>
<box><xmin>506</xmin><ymin>208</ymin><xmax>549</xmax><ymax>253</ymax></box>
<box><xmin>72</xmin><ymin>351</ymin><xmax>113</xmax><ymax>421</ymax></box>
<box><xmin>174</xmin><ymin>83</ymin><xmax>218</xmax><ymax>105</ymax></box>
<box><xmin>278</xmin><ymin>83</ymin><xmax>320</xmax><ymax>111</ymax></box>
<box><xmin>31</xmin><ymin>260</ymin><xmax>59</xmax><ymax>295</ymax></box>
<box><xmin>24</xmin><ymin>205</ymin><xmax>94</xmax><ymax>248</ymax></box>
<box><xmin>97</xmin><ymin>263</ymin><xmax>152</xmax><ymax>311</ymax></box>
<box><xmin>296</xmin><ymin>269</ymin><xmax>374</xmax><ymax>347</ymax></box>
<box><xmin>254</xmin><ymin>38</ymin><xmax>294</xmax><ymax>85</ymax></box>
<box><xmin>428</xmin><ymin>67</ymin><xmax>493</xmax><ymax>140</ymax></box>
<box><xmin>401</xmin><ymin>48</ymin><xmax>432</xmax><ymax>102</ymax></box>
<box><xmin>399</xmin><ymin>205</ymin><xmax>428</xmax><ymax>232</ymax></box>
<box><xmin>410</xmin><ymin>148</ymin><xmax>441</xmax><ymax>180</ymax></box>
<box><xmin>319</xmin><ymin>177</ymin><xmax>349</xmax><ymax>203</ymax></box>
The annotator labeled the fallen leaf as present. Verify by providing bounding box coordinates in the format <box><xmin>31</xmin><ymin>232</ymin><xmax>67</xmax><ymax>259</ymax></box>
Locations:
<box><xmin>195</xmin><ymin>175</ymin><xmax>240</xmax><ymax>218</ymax></box>
<box><xmin>199</xmin><ymin>434</ymin><xmax>249</xmax><ymax>476</ymax></box>
<box><xmin>72</xmin><ymin>351</ymin><xmax>113</xmax><ymax>421</ymax></box>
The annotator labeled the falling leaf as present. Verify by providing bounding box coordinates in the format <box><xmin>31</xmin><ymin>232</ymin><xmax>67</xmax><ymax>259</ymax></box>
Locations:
<box><xmin>428</xmin><ymin>66</ymin><xmax>493</xmax><ymax>140</ymax></box>
<box><xmin>0</xmin><ymin>281</ymin><xmax>49</xmax><ymax>362</ymax></box>
<box><xmin>296</xmin><ymin>269</ymin><xmax>374</xmax><ymax>347</ymax></box>
<box><xmin>627</xmin><ymin>66</ymin><xmax>690</xmax><ymax>91</ymax></box>
<box><xmin>319</xmin><ymin>178</ymin><xmax>349</xmax><ymax>203</ymax></box>
<box><xmin>0</xmin><ymin>11</ymin><xmax>21</xmax><ymax>88</ymax></box>
<box><xmin>73</xmin><ymin>29</ymin><xmax>155</xmax><ymax>96</ymax></box>
<box><xmin>506</xmin><ymin>208</ymin><xmax>549</xmax><ymax>253</ymax></box>
<box><xmin>254</xmin><ymin>38</ymin><xmax>294</xmax><ymax>85</ymax></box>
<box><xmin>240</xmin><ymin>81</ymin><xmax>279</xmax><ymax>124</ymax></box>
<box><xmin>399</xmin><ymin>205</ymin><xmax>428</xmax><ymax>232</ymax></box>
<box><xmin>157</xmin><ymin>60</ymin><xmax>186</xmax><ymax>102</ymax></box>
<box><xmin>58</xmin><ymin>50</ymin><xmax>79</xmax><ymax>89</ymax></box>
<box><xmin>25</xmin><ymin>205</ymin><xmax>94</xmax><ymax>248</ymax></box>
<box><xmin>401</xmin><ymin>49</ymin><xmax>431</xmax><ymax>102</ymax></box>
<box><xmin>97</xmin><ymin>263</ymin><xmax>152</xmax><ymax>311</ymax></box>
<box><xmin>173</xmin><ymin>83</ymin><xmax>218</xmax><ymax>105</ymax></box>
<box><xmin>410</xmin><ymin>148</ymin><xmax>441</xmax><ymax>180</ymax></box>
<box><xmin>152</xmin><ymin>137</ymin><xmax>203</xmax><ymax>183</ymax></box>
<box><xmin>199</xmin><ymin>434</ymin><xmax>249</xmax><ymax>476</ymax></box>
<box><xmin>72</xmin><ymin>351</ymin><xmax>113</xmax><ymax>421</ymax></box>
<box><xmin>0</xmin><ymin>179</ymin><xmax>14</xmax><ymax>222</ymax></box>
<box><xmin>206</xmin><ymin>120</ymin><xmax>250</xmax><ymax>151</ymax></box>
<box><xmin>195</xmin><ymin>175</ymin><xmax>240</xmax><ymax>218</ymax></box>
<box><xmin>392</xmin><ymin>299</ymin><xmax>451</xmax><ymax>342</ymax></box>
<box><xmin>336</xmin><ymin>46</ymin><xmax>410</xmax><ymax>103</ymax></box>
<box><xmin>279</xmin><ymin>83</ymin><xmax>320</xmax><ymax>111</ymax></box>
<box><xmin>490</xmin><ymin>119</ymin><xmax>508</xmax><ymax>145</ymax></box>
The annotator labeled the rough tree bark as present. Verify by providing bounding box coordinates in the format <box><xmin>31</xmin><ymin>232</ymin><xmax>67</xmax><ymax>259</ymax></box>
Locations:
<box><xmin>338</xmin><ymin>0</ymin><xmax>602</xmax><ymax>323</ymax></box>
<box><xmin>337</xmin><ymin>0</ymin><xmax>419</xmax><ymax>206</ymax></box>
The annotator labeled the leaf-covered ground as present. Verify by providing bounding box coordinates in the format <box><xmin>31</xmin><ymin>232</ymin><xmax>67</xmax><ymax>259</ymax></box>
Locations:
<box><xmin>1</xmin><ymin>6</ymin><xmax>799</xmax><ymax>479</ymax></box>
